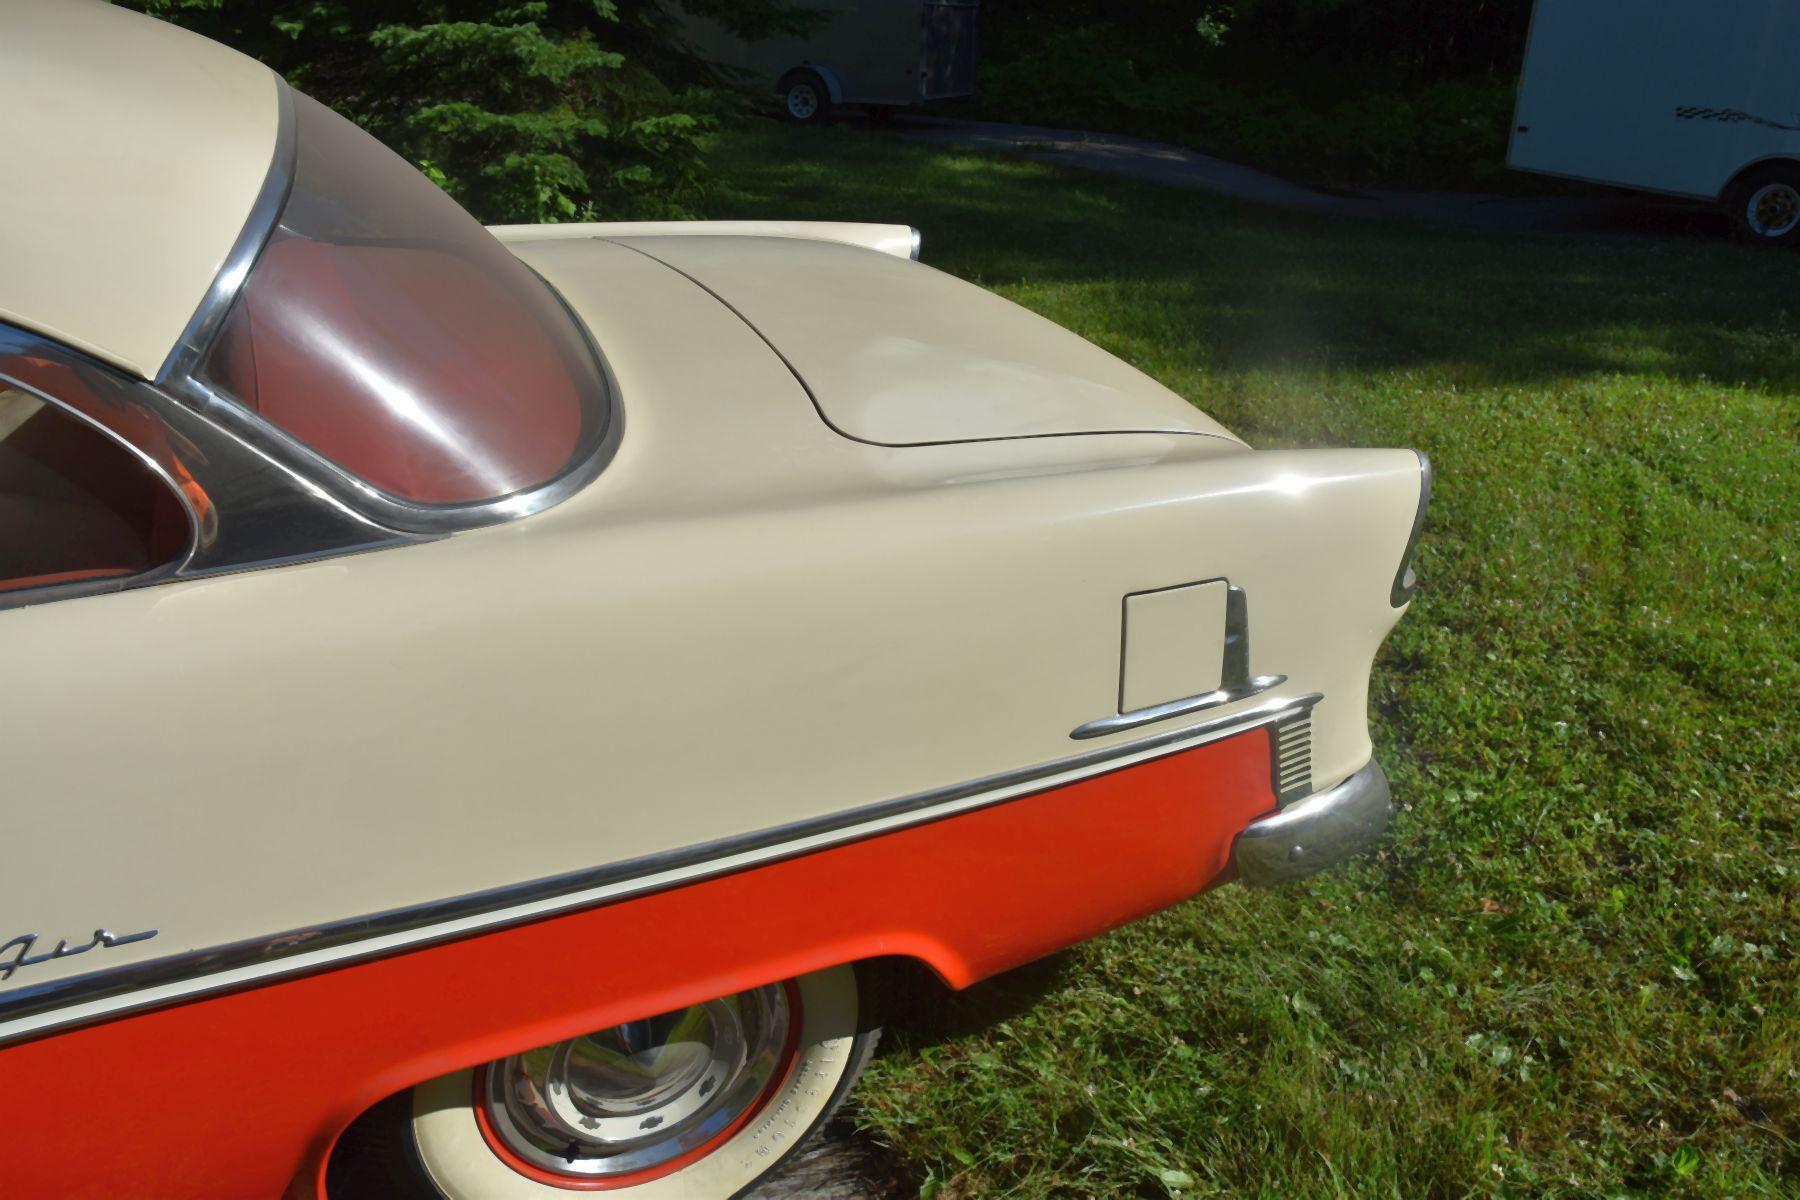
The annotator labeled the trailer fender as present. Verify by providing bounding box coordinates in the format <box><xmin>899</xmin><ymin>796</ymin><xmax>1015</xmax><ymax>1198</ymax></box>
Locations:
<box><xmin>800</xmin><ymin>60</ymin><xmax>845</xmax><ymax>103</ymax></box>
<box><xmin>1719</xmin><ymin>154</ymin><xmax>1800</xmax><ymax>202</ymax></box>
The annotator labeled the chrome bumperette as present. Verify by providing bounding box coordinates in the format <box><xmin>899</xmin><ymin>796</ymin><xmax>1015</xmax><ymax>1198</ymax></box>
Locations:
<box><xmin>908</xmin><ymin>226</ymin><xmax>922</xmax><ymax>261</ymax></box>
<box><xmin>0</xmin><ymin>692</ymin><xmax>1320</xmax><ymax>1046</ymax></box>
<box><xmin>1233</xmin><ymin>759</ymin><xmax>1392</xmax><ymax>887</ymax></box>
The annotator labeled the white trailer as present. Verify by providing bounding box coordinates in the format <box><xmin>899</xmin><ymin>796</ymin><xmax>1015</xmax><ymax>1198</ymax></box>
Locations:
<box><xmin>1508</xmin><ymin>0</ymin><xmax>1800</xmax><ymax>243</ymax></box>
<box><xmin>684</xmin><ymin>0</ymin><xmax>978</xmax><ymax>125</ymax></box>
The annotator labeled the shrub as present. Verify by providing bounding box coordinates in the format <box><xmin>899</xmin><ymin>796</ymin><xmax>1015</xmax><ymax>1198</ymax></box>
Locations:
<box><xmin>125</xmin><ymin>1</ymin><xmax>802</xmax><ymax>224</ymax></box>
<box><xmin>967</xmin><ymin>6</ymin><xmax>1531</xmax><ymax>187</ymax></box>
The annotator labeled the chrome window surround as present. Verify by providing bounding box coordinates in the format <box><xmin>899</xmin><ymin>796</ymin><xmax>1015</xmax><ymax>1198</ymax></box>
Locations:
<box><xmin>154</xmin><ymin>74</ymin><xmax>620</xmax><ymax>538</ymax></box>
<box><xmin>0</xmin><ymin>691</ymin><xmax>1321</xmax><ymax>1046</ymax></box>
<box><xmin>0</xmin><ymin>374</ymin><xmax>200</xmax><ymax>606</ymax></box>
<box><xmin>0</xmin><ymin>328</ymin><xmax>409</xmax><ymax>612</ymax></box>
<box><xmin>0</xmin><ymin>74</ymin><xmax>620</xmax><ymax>611</ymax></box>
<box><xmin>155</xmin><ymin>80</ymin><xmax>300</xmax><ymax>387</ymax></box>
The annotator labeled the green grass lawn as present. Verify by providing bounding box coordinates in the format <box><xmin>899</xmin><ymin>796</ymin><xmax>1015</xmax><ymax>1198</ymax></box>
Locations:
<box><xmin>707</xmin><ymin>122</ymin><xmax>1799</xmax><ymax>1199</ymax></box>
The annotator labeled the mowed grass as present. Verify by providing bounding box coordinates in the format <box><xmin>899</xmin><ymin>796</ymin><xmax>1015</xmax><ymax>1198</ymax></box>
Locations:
<box><xmin>706</xmin><ymin>123</ymin><xmax>1799</xmax><ymax>1198</ymax></box>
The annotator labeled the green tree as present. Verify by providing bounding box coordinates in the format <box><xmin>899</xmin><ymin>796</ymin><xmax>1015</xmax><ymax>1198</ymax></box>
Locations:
<box><xmin>126</xmin><ymin>1</ymin><xmax>805</xmax><ymax>223</ymax></box>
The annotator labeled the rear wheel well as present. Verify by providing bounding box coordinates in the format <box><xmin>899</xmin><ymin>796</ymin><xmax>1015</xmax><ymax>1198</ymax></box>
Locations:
<box><xmin>320</xmin><ymin>956</ymin><xmax>934</xmax><ymax>1199</ymax></box>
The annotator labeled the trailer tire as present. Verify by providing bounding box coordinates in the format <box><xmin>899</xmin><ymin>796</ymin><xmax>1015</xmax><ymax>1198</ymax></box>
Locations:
<box><xmin>778</xmin><ymin>70</ymin><xmax>832</xmax><ymax>125</ymax></box>
<box><xmin>1726</xmin><ymin>162</ymin><xmax>1800</xmax><ymax>246</ymax></box>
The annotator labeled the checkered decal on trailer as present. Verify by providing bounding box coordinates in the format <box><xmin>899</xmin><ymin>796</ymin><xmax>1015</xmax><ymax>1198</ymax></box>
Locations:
<box><xmin>1674</xmin><ymin>106</ymin><xmax>1800</xmax><ymax>132</ymax></box>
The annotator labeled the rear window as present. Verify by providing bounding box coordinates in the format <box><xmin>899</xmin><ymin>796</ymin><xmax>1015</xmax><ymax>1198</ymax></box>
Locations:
<box><xmin>198</xmin><ymin>92</ymin><xmax>606</xmax><ymax>506</ymax></box>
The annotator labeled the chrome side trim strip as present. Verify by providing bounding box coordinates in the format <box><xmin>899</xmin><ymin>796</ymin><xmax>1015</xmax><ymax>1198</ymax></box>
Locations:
<box><xmin>155</xmin><ymin>74</ymin><xmax>297</xmax><ymax>387</ymax></box>
<box><xmin>1071</xmin><ymin>674</ymin><xmax>1287</xmax><ymax>739</ymax></box>
<box><xmin>0</xmin><ymin>692</ymin><xmax>1320</xmax><ymax>1047</ymax></box>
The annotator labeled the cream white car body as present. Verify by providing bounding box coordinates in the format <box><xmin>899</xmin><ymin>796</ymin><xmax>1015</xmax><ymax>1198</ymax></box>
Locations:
<box><xmin>0</xmin><ymin>4</ymin><xmax>1427</xmax><ymax>1196</ymax></box>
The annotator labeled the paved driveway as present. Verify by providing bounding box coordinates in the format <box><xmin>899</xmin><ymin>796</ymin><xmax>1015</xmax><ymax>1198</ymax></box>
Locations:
<box><xmin>894</xmin><ymin>116</ymin><xmax>1730</xmax><ymax>239</ymax></box>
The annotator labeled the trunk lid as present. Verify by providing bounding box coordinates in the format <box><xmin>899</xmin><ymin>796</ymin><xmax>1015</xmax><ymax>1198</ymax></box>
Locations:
<box><xmin>610</xmin><ymin>234</ymin><xmax>1241</xmax><ymax>448</ymax></box>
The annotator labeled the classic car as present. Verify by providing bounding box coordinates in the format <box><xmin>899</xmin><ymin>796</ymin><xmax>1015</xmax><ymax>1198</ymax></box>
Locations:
<box><xmin>0</xmin><ymin>3</ymin><xmax>1429</xmax><ymax>1198</ymax></box>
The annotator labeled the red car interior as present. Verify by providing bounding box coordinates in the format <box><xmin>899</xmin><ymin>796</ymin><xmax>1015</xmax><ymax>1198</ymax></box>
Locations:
<box><xmin>0</xmin><ymin>398</ymin><xmax>187</xmax><ymax>591</ymax></box>
<box><xmin>203</xmin><ymin>237</ymin><xmax>587</xmax><ymax>506</ymax></box>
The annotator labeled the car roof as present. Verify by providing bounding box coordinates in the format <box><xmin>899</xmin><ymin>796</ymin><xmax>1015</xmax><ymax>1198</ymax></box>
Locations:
<box><xmin>0</xmin><ymin>0</ymin><xmax>278</xmax><ymax>380</ymax></box>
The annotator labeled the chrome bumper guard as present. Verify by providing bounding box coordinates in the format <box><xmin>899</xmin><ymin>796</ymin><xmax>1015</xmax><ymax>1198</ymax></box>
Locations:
<box><xmin>1234</xmin><ymin>760</ymin><xmax>1392</xmax><ymax>887</ymax></box>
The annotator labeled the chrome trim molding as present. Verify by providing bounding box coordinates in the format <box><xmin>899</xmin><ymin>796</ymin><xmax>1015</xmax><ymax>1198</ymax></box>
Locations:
<box><xmin>1269</xmin><ymin>709</ymin><xmax>1313</xmax><ymax>804</ymax></box>
<box><xmin>1072</xmin><ymin>674</ymin><xmax>1287</xmax><ymax>739</ymax></box>
<box><xmin>0</xmin><ymin>330</ymin><xmax>411</xmax><ymax>612</ymax></box>
<box><xmin>155</xmin><ymin>75</ymin><xmax>297</xmax><ymax>387</ymax></box>
<box><xmin>150</xmin><ymin>74</ymin><xmax>620</xmax><ymax>539</ymax></box>
<box><xmin>0</xmin><ymin>692</ymin><xmax>1321</xmax><ymax>1046</ymax></box>
<box><xmin>0</xmin><ymin>369</ymin><xmax>204</xmax><ymax>606</ymax></box>
<box><xmin>1389</xmin><ymin>450</ymin><xmax>1432</xmax><ymax>608</ymax></box>
<box><xmin>164</xmin><ymin>277</ymin><xmax>623</xmax><ymax>537</ymax></box>
<box><xmin>1075</xmin><ymin>579</ymin><xmax>1284</xmax><ymax>739</ymax></box>
<box><xmin>1234</xmin><ymin>759</ymin><xmax>1392</xmax><ymax>887</ymax></box>
<box><xmin>908</xmin><ymin>226</ymin><xmax>922</xmax><ymax>261</ymax></box>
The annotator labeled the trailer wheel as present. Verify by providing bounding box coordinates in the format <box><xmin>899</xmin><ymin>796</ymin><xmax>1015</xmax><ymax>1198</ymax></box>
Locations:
<box><xmin>1728</xmin><ymin>162</ymin><xmax>1800</xmax><ymax>246</ymax></box>
<box><xmin>778</xmin><ymin>70</ymin><xmax>831</xmax><ymax>124</ymax></box>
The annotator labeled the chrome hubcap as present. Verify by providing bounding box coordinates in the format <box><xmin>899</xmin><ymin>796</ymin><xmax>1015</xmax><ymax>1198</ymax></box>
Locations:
<box><xmin>787</xmin><ymin>85</ymin><xmax>819</xmax><ymax>119</ymax></box>
<box><xmin>1746</xmin><ymin>182</ymin><xmax>1800</xmax><ymax>237</ymax></box>
<box><xmin>482</xmin><ymin>985</ymin><xmax>792</xmax><ymax>1177</ymax></box>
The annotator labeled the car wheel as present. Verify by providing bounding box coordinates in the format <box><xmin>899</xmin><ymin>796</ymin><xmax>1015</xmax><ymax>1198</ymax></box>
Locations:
<box><xmin>336</xmin><ymin>965</ymin><xmax>876</xmax><ymax>1199</ymax></box>
<box><xmin>1728</xmin><ymin>162</ymin><xmax>1800</xmax><ymax>245</ymax></box>
<box><xmin>779</xmin><ymin>71</ymin><xmax>831</xmax><ymax>124</ymax></box>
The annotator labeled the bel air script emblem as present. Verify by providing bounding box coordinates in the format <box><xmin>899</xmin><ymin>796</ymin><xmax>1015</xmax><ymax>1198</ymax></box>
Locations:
<box><xmin>0</xmin><ymin>927</ymin><xmax>158</xmax><ymax>983</ymax></box>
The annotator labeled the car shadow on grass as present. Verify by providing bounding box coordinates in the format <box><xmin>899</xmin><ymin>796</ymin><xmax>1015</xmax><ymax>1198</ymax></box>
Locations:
<box><xmin>747</xmin><ymin>955</ymin><xmax>1076</xmax><ymax>1199</ymax></box>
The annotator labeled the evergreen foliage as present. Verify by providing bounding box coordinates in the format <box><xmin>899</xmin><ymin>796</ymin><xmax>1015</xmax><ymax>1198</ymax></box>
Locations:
<box><xmin>127</xmin><ymin>1</ymin><xmax>804</xmax><ymax>222</ymax></box>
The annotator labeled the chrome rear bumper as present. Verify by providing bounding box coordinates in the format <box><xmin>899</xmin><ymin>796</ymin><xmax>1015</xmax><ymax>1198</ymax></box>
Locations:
<box><xmin>1234</xmin><ymin>760</ymin><xmax>1392</xmax><ymax>887</ymax></box>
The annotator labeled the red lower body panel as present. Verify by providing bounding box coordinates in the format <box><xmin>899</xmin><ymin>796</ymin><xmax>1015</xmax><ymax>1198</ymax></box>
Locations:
<box><xmin>0</xmin><ymin>730</ymin><xmax>1274</xmax><ymax>1199</ymax></box>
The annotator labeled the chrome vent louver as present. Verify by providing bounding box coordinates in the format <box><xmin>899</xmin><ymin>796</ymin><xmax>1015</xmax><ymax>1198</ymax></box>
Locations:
<box><xmin>1271</xmin><ymin>712</ymin><xmax>1313</xmax><ymax>804</ymax></box>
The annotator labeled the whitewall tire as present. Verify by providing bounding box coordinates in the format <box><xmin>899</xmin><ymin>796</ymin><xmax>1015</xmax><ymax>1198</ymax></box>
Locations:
<box><xmin>403</xmin><ymin>965</ymin><xmax>874</xmax><ymax>1199</ymax></box>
